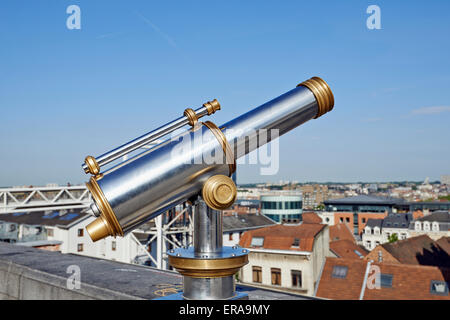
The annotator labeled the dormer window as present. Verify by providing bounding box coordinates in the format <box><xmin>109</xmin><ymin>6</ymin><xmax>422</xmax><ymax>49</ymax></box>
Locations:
<box><xmin>292</xmin><ymin>238</ymin><xmax>300</xmax><ymax>248</ymax></box>
<box><xmin>365</xmin><ymin>226</ymin><xmax>371</xmax><ymax>235</ymax></box>
<box><xmin>374</xmin><ymin>227</ymin><xmax>380</xmax><ymax>235</ymax></box>
<box><xmin>432</xmin><ymin>222</ymin><xmax>439</xmax><ymax>232</ymax></box>
<box><xmin>251</xmin><ymin>237</ymin><xmax>264</xmax><ymax>247</ymax></box>
<box><xmin>430</xmin><ymin>281</ymin><xmax>449</xmax><ymax>296</ymax></box>
<box><xmin>414</xmin><ymin>221</ymin><xmax>421</xmax><ymax>231</ymax></box>
<box><xmin>423</xmin><ymin>221</ymin><xmax>430</xmax><ymax>231</ymax></box>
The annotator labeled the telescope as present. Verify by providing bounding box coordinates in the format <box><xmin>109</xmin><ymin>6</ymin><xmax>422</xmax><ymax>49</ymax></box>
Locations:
<box><xmin>81</xmin><ymin>76</ymin><xmax>334</xmax><ymax>299</ymax></box>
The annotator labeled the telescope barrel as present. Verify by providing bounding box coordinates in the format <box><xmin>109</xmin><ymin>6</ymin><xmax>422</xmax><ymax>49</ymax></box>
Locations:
<box><xmin>85</xmin><ymin>77</ymin><xmax>334</xmax><ymax>242</ymax></box>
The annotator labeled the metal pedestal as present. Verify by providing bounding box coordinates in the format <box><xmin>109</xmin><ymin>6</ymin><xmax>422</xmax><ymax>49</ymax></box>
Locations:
<box><xmin>165</xmin><ymin>198</ymin><xmax>248</xmax><ymax>300</ymax></box>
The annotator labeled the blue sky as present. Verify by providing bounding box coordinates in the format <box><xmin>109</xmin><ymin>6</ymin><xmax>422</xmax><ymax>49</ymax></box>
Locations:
<box><xmin>0</xmin><ymin>0</ymin><xmax>449</xmax><ymax>186</ymax></box>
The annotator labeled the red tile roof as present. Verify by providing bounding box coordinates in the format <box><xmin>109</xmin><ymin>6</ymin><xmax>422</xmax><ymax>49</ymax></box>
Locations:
<box><xmin>329</xmin><ymin>223</ymin><xmax>355</xmax><ymax>243</ymax></box>
<box><xmin>330</xmin><ymin>240</ymin><xmax>368</xmax><ymax>259</ymax></box>
<box><xmin>378</xmin><ymin>235</ymin><xmax>450</xmax><ymax>267</ymax></box>
<box><xmin>239</xmin><ymin>223</ymin><xmax>326</xmax><ymax>252</ymax></box>
<box><xmin>302</xmin><ymin>212</ymin><xmax>323</xmax><ymax>224</ymax></box>
<box><xmin>316</xmin><ymin>257</ymin><xmax>450</xmax><ymax>300</ymax></box>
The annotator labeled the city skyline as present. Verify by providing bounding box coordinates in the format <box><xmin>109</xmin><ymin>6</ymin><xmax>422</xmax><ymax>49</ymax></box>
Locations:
<box><xmin>1</xmin><ymin>1</ymin><xmax>449</xmax><ymax>186</ymax></box>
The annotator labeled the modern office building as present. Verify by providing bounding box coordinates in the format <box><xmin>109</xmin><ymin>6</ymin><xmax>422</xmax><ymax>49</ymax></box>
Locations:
<box><xmin>260</xmin><ymin>192</ymin><xmax>303</xmax><ymax>223</ymax></box>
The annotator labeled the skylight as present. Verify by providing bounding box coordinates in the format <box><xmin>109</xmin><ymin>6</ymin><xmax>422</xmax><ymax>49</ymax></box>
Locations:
<box><xmin>292</xmin><ymin>238</ymin><xmax>300</xmax><ymax>247</ymax></box>
<box><xmin>379</xmin><ymin>274</ymin><xmax>393</xmax><ymax>288</ymax></box>
<box><xmin>430</xmin><ymin>281</ymin><xmax>449</xmax><ymax>295</ymax></box>
<box><xmin>251</xmin><ymin>237</ymin><xmax>264</xmax><ymax>247</ymax></box>
<box><xmin>332</xmin><ymin>266</ymin><xmax>348</xmax><ymax>279</ymax></box>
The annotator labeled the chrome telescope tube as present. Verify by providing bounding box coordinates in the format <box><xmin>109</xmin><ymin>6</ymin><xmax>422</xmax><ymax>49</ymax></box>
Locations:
<box><xmin>84</xmin><ymin>77</ymin><xmax>334</xmax><ymax>241</ymax></box>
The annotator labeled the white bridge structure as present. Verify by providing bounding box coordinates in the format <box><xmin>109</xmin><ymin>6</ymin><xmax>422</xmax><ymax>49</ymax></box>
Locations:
<box><xmin>0</xmin><ymin>184</ymin><xmax>192</xmax><ymax>270</ymax></box>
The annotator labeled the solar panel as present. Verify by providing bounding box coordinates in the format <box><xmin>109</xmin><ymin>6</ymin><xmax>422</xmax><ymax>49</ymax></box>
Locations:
<box><xmin>12</xmin><ymin>212</ymin><xmax>25</xmax><ymax>216</ymax></box>
<box><xmin>59</xmin><ymin>213</ymin><xmax>79</xmax><ymax>221</ymax></box>
<box><xmin>43</xmin><ymin>212</ymin><xmax>59</xmax><ymax>219</ymax></box>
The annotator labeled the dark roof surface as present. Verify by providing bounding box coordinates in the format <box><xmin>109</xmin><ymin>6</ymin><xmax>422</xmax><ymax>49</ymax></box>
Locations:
<box><xmin>0</xmin><ymin>242</ymin><xmax>313</xmax><ymax>300</ymax></box>
<box><xmin>382</xmin><ymin>213</ymin><xmax>413</xmax><ymax>229</ymax></box>
<box><xmin>366</xmin><ymin>219</ymin><xmax>383</xmax><ymax>229</ymax></box>
<box><xmin>0</xmin><ymin>210</ymin><xmax>90</xmax><ymax>228</ymax></box>
<box><xmin>417</xmin><ymin>211</ymin><xmax>450</xmax><ymax>223</ymax></box>
<box><xmin>381</xmin><ymin>235</ymin><xmax>450</xmax><ymax>267</ymax></box>
<box><xmin>325</xmin><ymin>195</ymin><xmax>405</xmax><ymax>206</ymax></box>
<box><xmin>223</xmin><ymin>214</ymin><xmax>275</xmax><ymax>232</ymax></box>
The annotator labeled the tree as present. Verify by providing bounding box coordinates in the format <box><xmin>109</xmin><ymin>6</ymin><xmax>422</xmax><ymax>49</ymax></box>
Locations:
<box><xmin>388</xmin><ymin>233</ymin><xmax>398</xmax><ymax>243</ymax></box>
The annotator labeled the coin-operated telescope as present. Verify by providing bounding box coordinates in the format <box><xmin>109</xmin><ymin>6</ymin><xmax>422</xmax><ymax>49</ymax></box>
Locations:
<box><xmin>81</xmin><ymin>77</ymin><xmax>334</xmax><ymax>300</ymax></box>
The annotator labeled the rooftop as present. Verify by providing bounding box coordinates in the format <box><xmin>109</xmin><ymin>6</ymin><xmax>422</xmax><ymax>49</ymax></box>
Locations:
<box><xmin>0</xmin><ymin>210</ymin><xmax>90</xmax><ymax>228</ymax></box>
<box><xmin>0</xmin><ymin>242</ymin><xmax>312</xmax><ymax>300</ymax></box>
<box><xmin>239</xmin><ymin>223</ymin><xmax>326</xmax><ymax>252</ymax></box>
<box><xmin>329</xmin><ymin>223</ymin><xmax>355</xmax><ymax>242</ymax></box>
<box><xmin>370</xmin><ymin>235</ymin><xmax>450</xmax><ymax>268</ymax></box>
<box><xmin>324</xmin><ymin>195</ymin><xmax>406</xmax><ymax>206</ymax></box>
<box><xmin>330</xmin><ymin>240</ymin><xmax>368</xmax><ymax>260</ymax></box>
<box><xmin>315</xmin><ymin>257</ymin><xmax>450</xmax><ymax>300</ymax></box>
<box><xmin>223</xmin><ymin>214</ymin><xmax>276</xmax><ymax>232</ymax></box>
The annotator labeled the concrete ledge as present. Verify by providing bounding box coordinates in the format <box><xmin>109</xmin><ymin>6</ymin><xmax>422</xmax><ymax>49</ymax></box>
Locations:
<box><xmin>0</xmin><ymin>242</ymin><xmax>312</xmax><ymax>300</ymax></box>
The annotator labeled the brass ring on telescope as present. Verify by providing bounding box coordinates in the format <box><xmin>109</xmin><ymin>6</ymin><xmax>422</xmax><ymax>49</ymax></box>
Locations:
<box><xmin>297</xmin><ymin>76</ymin><xmax>334</xmax><ymax>119</ymax></box>
<box><xmin>168</xmin><ymin>254</ymin><xmax>248</xmax><ymax>278</ymax></box>
<box><xmin>201</xmin><ymin>121</ymin><xmax>236</xmax><ymax>177</ymax></box>
<box><xmin>85</xmin><ymin>176</ymin><xmax>123</xmax><ymax>241</ymax></box>
<box><xmin>183</xmin><ymin>108</ymin><xmax>198</xmax><ymax>127</ymax></box>
<box><xmin>84</xmin><ymin>155</ymin><xmax>100</xmax><ymax>175</ymax></box>
<box><xmin>203</xmin><ymin>99</ymin><xmax>221</xmax><ymax>115</ymax></box>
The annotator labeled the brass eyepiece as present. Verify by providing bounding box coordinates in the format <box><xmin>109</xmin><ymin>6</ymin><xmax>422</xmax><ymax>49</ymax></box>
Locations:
<box><xmin>297</xmin><ymin>76</ymin><xmax>334</xmax><ymax>119</ymax></box>
<box><xmin>202</xmin><ymin>175</ymin><xmax>237</xmax><ymax>211</ymax></box>
<box><xmin>203</xmin><ymin>99</ymin><xmax>221</xmax><ymax>115</ymax></box>
<box><xmin>85</xmin><ymin>177</ymin><xmax>123</xmax><ymax>242</ymax></box>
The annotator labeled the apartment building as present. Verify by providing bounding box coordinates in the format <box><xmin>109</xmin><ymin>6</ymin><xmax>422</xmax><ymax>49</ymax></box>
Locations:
<box><xmin>238</xmin><ymin>223</ymin><xmax>331</xmax><ymax>296</ymax></box>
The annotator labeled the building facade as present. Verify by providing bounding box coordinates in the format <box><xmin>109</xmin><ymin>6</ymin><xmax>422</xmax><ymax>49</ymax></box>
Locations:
<box><xmin>260</xmin><ymin>192</ymin><xmax>303</xmax><ymax>223</ymax></box>
<box><xmin>239</xmin><ymin>223</ymin><xmax>330</xmax><ymax>296</ymax></box>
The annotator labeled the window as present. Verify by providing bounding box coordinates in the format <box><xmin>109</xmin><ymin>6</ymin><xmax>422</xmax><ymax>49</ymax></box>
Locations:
<box><xmin>292</xmin><ymin>238</ymin><xmax>300</xmax><ymax>248</ymax></box>
<box><xmin>379</xmin><ymin>274</ymin><xmax>393</xmax><ymax>288</ymax></box>
<box><xmin>47</xmin><ymin>229</ymin><xmax>54</xmax><ymax>237</ymax></box>
<box><xmin>77</xmin><ymin>228</ymin><xmax>84</xmax><ymax>237</ymax></box>
<box><xmin>271</xmin><ymin>268</ymin><xmax>281</xmax><ymax>286</ymax></box>
<box><xmin>228</xmin><ymin>233</ymin><xmax>233</xmax><ymax>241</ymax></box>
<box><xmin>340</xmin><ymin>217</ymin><xmax>344</xmax><ymax>223</ymax></box>
<box><xmin>423</xmin><ymin>221</ymin><xmax>430</xmax><ymax>231</ymax></box>
<box><xmin>112</xmin><ymin>241</ymin><xmax>116</xmax><ymax>251</ymax></box>
<box><xmin>430</xmin><ymin>281</ymin><xmax>449</xmax><ymax>296</ymax></box>
<box><xmin>362</xmin><ymin>218</ymin><xmax>366</xmax><ymax>223</ymax></box>
<box><xmin>345</xmin><ymin>217</ymin><xmax>350</xmax><ymax>223</ymax></box>
<box><xmin>77</xmin><ymin>244</ymin><xmax>83</xmax><ymax>252</ymax></box>
<box><xmin>252</xmin><ymin>266</ymin><xmax>262</xmax><ymax>283</ymax></box>
<box><xmin>291</xmin><ymin>270</ymin><xmax>302</xmax><ymax>288</ymax></box>
<box><xmin>332</xmin><ymin>266</ymin><xmax>348</xmax><ymax>279</ymax></box>
<box><xmin>432</xmin><ymin>222</ymin><xmax>439</xmax><ymax>232</ymax></box>
<box><xmin>415</xmin><ymin>221</ymin><xmax>421</xmax><ymax>231</ymax></box>
<box><xmin>251</xmin><ymin>237</ymin><xmax>264</xmax><ymax>247</ymax></box>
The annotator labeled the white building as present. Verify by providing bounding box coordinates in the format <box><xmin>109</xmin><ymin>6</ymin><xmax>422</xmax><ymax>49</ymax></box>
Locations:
<box><xmin>409</xmin><ymin>211</ymin><xmax>450</xmax><ymax>241</ymax></box>
<box><xmin>238</xmin><ymin>223</ymin><xmax>331</xmax><ymax>296</ymax></box>
<box><xmin>0</xmin><ymin>211</ymin><xmax>153</xmax><ymax>265</ymax></box>
<box><xmin>222</xmin><ymin>213</ymin><xmax>276</xmax><ymax>247</ymax></box>
<box><xmin>362</xmin><ymin>213</ymin><xmax>413</xmax><ymax>250</ymax></box>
